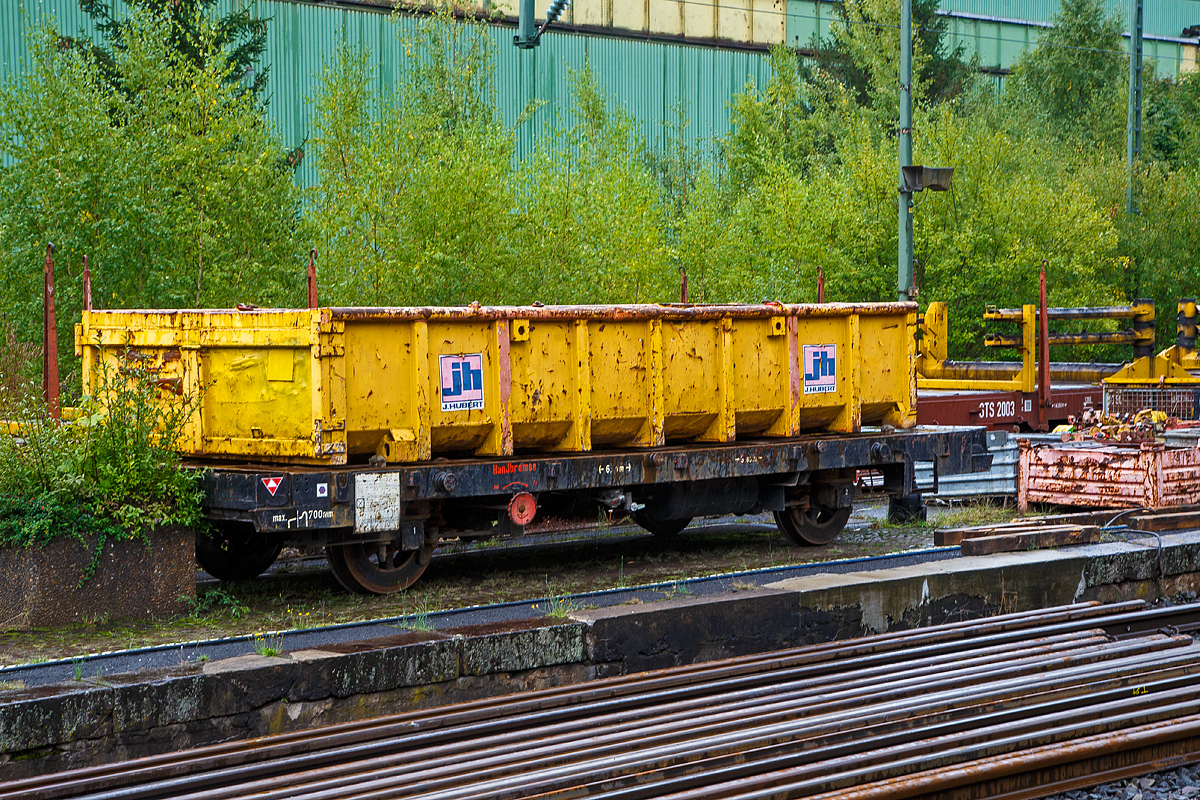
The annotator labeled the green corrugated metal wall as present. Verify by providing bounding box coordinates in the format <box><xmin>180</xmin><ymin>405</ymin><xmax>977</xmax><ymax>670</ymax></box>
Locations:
<box><xmin>5</xmin><ymin>0</ymin><xmax>1197</xmax><ymax>181</ymax></box>
<box><xmin>939</xmin><ymin>0</ymin><xmax>1198</xmax><ymax>38</ymax></box>
<box><xmin>785</xmin><ymin>0</ymin><xmax>1198</xmax><ymax>79</ymax></box>
<box><xmin>5</xmin><ymin>0</ymin><xmax>774</xmax><ymax>182</ymax></box>
<box><xmin>783</xmin><ymin>0</ymin><xmax>1200</xmax><ymax>44</ymax></box>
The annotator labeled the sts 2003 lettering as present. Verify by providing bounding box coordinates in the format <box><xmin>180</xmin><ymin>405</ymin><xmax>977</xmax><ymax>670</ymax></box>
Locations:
<box><xmin>977</xmin><ymin>400</ymin><xmax>1016</xmax><ymax>420</ymax></box>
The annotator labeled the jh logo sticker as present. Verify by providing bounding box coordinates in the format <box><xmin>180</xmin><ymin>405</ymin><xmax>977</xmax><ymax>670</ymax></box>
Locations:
<box><xmin>803</xmin><ymin>344</ymin><xmax>837</xmax><ymax>394</ymax></box>
<box><xmin>440</xmin><ymin>354</ymin><xmax>485</xmax><ymax>411</ymax></box>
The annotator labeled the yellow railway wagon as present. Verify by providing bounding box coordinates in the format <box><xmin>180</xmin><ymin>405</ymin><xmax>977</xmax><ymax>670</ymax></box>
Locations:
<box><xmin>75</xmin><ymin>302</ymin><xmax>917</xmax><ymax>466</ymax></box>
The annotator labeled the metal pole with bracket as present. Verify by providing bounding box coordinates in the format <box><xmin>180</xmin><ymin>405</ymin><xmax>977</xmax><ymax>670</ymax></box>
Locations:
<box><xmin>897</xmin><ymin>0</ymin><xmax>914</xmax><ymax>302</ymax></box>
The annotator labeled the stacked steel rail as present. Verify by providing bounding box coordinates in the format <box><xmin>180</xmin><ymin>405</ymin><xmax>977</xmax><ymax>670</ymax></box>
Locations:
<box><xmin>7</xmin><ymin>601</ymin><xmax>1200</xmax><ymax>800</ymax></box>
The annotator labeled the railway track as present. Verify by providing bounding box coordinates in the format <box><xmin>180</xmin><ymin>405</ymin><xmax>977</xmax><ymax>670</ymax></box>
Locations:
<box><xmin>6</xmin><ymin>601</ymin><xmax>1200</xmax><ymax>800</ymax></box>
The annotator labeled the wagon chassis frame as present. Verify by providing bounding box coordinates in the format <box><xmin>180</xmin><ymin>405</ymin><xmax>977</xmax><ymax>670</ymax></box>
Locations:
<box><xmin>199</xmin><ymin>425</ymin><xmax>990</xmax><ymax>542</ymax></box>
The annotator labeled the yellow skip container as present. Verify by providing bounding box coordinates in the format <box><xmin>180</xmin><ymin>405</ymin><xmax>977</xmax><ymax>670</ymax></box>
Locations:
<box><xmin>75</xmin><ymin>303</ymin><xmax>917</xmax><ymax>465</ymax></box>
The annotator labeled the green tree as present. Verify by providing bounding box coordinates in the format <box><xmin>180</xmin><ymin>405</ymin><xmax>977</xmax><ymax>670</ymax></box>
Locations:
<box><xmin>680</xmin><ymin>110</ymin><xmax>900</xmax><ymax>306</ymax></box>
<box><xmin>513</xmin><ymin>65</ymin><xmax>674</xmax><ymax>303</ymax></box>
<box><xmin>722</xmin><ymin>45</ymin><xmax>839</xmax><ymax>191</ymax></box>
<box><xmin>813</xmin><ymin>0</ymin><xmax>974</xmax><ymax>118</ymax></box>
<box><xmin>1144</xmin><ymin>71</ymin><xmax>1200</xmax><ymax>170</ymax></box>
<box><xmin>910</xmin><ymin>106</ymin><xmax>1127</xmax><ymax>357</ymax></box>
<box><xmin>67</xmin><ymin>0</ymin><xmax>269</xmax><ymax>98</ymax></box>
<box><xmin>308</xmin><ymin>15</ymin><xmax>520</xmax><ymax>307</ymax></box>
<box><xmin>1006</xmin><ymin>0</ymin><xmax>1125</xmax><ymax>147</ymax></box>
<box><xmin>0</xmin><ymin>11</ymin><xmax>306</xmax><ymax>357</ymax></box>
<box><xmin>1070</xmin><ymin>144</ymin><xmax>1200</xmax><ymax>346</ymax></box>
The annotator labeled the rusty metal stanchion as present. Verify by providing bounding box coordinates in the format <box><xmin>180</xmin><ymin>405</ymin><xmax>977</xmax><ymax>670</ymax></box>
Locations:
<box><xmin>307</xmin><ymin>249</ymin><xmax>318</xmax><ymax>310</ymax></box>
<box><xmin>1038</xmin><ymin>260</ymin><xmax>1051</xmax><ymax>430</ymax></box>
<box><xmin>42</xmin><ymin>243</ymin><xmax>60</xmax><ymax>420</ymax></box>
<box><xmin>82</xmin><ymin>255</ymin><xmax>92</xmax><ymax>312</ymax></box>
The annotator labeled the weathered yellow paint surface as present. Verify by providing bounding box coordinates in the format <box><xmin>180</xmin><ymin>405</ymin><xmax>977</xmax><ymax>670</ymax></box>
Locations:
<box><xmin>75</xmin><ymin>303</ymin><xmax>917</xmax><ymax>465</ymax></box>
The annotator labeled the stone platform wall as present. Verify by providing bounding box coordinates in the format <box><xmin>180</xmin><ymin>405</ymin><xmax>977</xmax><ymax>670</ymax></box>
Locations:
<box><xmin>0</xmin><ymin>527</ymin><xmax>193</xmax><ymax>631</ymax></box>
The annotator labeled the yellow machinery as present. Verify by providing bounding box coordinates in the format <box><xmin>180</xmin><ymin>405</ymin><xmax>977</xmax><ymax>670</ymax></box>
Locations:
<box><xmin>915</xmin><ymin>287</ymin><xmax>1200</xmax><ymax>429</ymax></box>
<box><xmin>916</xmin><ymin>300</ymin><xmax>1158</xmax><ymax>393</ymax></box>
<box><xmin>1104</xmin><ymin>299</ymin><xmax>1200</xmax><ymax>386</ymax></box>
<box><xmin>915</xmin><ymin>298</ymin><xmax>1149</xmax><ymax>429</ymax></box>
<box><xmin>76</xmin><ymin>302</ymin><xmax>917</xmax><ymax>467</ymax></box>
<box><xmin>918</xmin><ymin>297</ymin><xmax>1200</xmax><ymax>392</ymax></box>
<box><xmin>1101</xmin><ymin>300</ymin><xmax>1200</xmax><ymax>419</ymax></box>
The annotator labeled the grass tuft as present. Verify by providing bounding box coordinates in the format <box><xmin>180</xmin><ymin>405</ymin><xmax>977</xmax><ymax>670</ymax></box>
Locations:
<box><xmin>250</xmin><ymin>633</ymin><xmax>284</xmax><ymax>658</ymax></box>
<box><xmin>933</xmin><ymin>501</ymin><xmax>1020</xmax><ymax>530</ymax></box>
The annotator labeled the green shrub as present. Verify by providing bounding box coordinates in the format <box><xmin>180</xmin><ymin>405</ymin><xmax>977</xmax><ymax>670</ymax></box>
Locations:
<box><xmin>76</xmin><ymin>358</ymin><xmax>205</xmax><ymax>532</ymax></box>
<box><xmin>0</xmin><ymin>357</ymin><xmax>203</xmax><ymax>579</ymax></box>
<box><xmin>309</xmin><ymin>13</ymin><xmax>520</xmax><ymax>307</ymax></box>
<box><xmin>512</xmin><ymin>65</ymin><xmax>674</xmax><ymax>304</ymax></box>
<box><xmin>0</xmin><ymin>491</ymin><xmax>122</xmax><ymax>551</ymax></box>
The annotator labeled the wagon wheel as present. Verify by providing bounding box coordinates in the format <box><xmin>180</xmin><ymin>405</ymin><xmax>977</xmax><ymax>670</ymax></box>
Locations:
<box><xmin>774</xmin><ymin>503</ymin><xmax>852</xmax><ymax>547</ymax></box>
<box><xmin>631</xmin><ymin>510</ymin><xmax>693</xmax><ymax>538</ymax></box>
<box><xmin>196</xmin><ymin>522</ymin><xmax>283</xmax><ymax>581</ymax></box>
<box><xmin>326</xmin><ymin>539</ymin><xmax>433</xmax><ymax>594</ymax></box>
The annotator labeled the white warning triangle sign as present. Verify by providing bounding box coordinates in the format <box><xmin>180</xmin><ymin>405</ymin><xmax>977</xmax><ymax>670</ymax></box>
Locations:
<box><xmin>262</xmin><ymin>477</ymin><xmax>283</xmax><ymax>496</ymax></box>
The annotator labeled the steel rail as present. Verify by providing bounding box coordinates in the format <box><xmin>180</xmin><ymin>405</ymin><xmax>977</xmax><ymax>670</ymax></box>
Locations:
<box><xmin>67</xmin><ymin>633</ymin><xmax>1122</xmax><ymax>800</ymax></box>
<box><xmin>816</xmin><ymin>716</ymin><xmax>1200</xmax><ymax>800</ymax></box>
<box><xmin>337</xmin><ymin>639</ymin><xmax>1183</xmax><ymax>796</ymax></box>
<box><xmin>145</xmin><ymin>643</ymin><xmax>1200</xmax><ymax>800</ymax></box>
<box><xmin>652</xmin><ymin>697</ymin><xmax>1200</xmax><ymax>800</ymax></box>
<box><xmin>285</xmin><ymin>644</ymin><xmax>1199</xmax><ymax>800</ymax></box>
<box><xmin>10</xmin><ymin>601</ymin><xmax>1200</xmax><ymax>800</ymax></box>
<box><xmin>546</xmin><ymin>667</ymin><xmax>1200</xmax><ymax>800</ymax></box>
<box><xmin>145</xmin><ymin>634</ymin><xmax>1126</xmax><ymax>800</ymax></box>
<box><xmin>5</xmin><ymin>602</ymin><xmax>1139</xmax><ymax>800</ymax></box>
<box><xmin>983</xmin><ymin>305</ymin><xmax>1148</xmax><ymax>321</ymax></box>
<box><xmin>549</xmin><ymin>686</ymin><xmax>1200</xmax><ymax>800</ymax></box>
<box><xmin>75</xmin><ymin>638</ymin><xmax>1198</xmax><ymax>800</ymax></box>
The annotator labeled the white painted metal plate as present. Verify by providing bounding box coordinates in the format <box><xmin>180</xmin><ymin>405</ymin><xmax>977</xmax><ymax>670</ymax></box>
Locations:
<box><xmin>354</xmin><ymin>473</ymin><xmax>401</xmax><ymax>533</ymax></box>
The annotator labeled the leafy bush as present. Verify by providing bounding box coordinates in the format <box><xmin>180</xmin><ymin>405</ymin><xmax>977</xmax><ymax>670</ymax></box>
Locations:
<box><xmin>0</xmin><ymin>328</ymin><xmax>42</xmax><ymax>420</ymax></box>
<box><xmin>77</xmin><ymin>359</ymin><xmax>205</xmax><ymax>532</ymax></box>
<box><xmin>1005</xmin><ymin>0</ymin><xmax>1126</xmax><ymax>148</ymax></box>
<box><xmin>70</xmin><ymin>0</ymin><xmax>271</xmax><ymax>100</ymax></box>
<box><xmin>0</xmin><ymin>359</ymin><xmax>203</xmax><ymax>577</ymax></box>
<box><xmin>309</xmin><ymin>17</ymin><xmax>675</xmax><ymax>307</ymax></box>
<box><xmin>513</xmin><ymin>65</ymin><xmax>674</xmax><ymax>304</ymax></box>
<box><xmin>0</xmin><ymin>492</ymin><xmax>121</xmax><ymax>552</ymax></box>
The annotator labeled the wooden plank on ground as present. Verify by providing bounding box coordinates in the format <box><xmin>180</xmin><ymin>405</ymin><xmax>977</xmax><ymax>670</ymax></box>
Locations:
<box><xmin>1011</xmin><ymin>510</ymin><xmax>1119</xmax><ymax>527</ymax></box>
<box><xmin>936</xmin><ymin>524</ymin><xmax>1093</xmax><ymax>547</ymax></box>
<box><xmin>960</xmin><ymin>526</ymin><xmax>1103</xmax><ymax>556</ymax></box>
<box><xmin>1130</xmin><ymin>511</ymin><xmax>1200</xmax><ymax>532</ymax></box>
